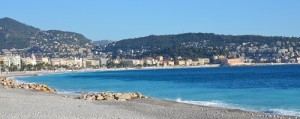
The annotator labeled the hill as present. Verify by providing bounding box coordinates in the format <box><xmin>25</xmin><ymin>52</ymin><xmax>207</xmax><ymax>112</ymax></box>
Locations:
<box><xmin>0</xmin><ymin>17</ymin><xmax>92</xmax><ymax>50</ymax></box>
<box><xmin>93</xmin><ymin>40</ymin><xmax>114</xmax><ymax>46</ymax></box>
<box><xmin>102</xmin><ymin>33</ymin><xmax>300</xmax><ymax>59</ymax></box>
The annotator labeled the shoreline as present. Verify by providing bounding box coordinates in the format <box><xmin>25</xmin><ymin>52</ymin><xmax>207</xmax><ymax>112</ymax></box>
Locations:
<box><xmin>1</xmin><ymin>64</ymin><xmax>300</xmax><ymax>118</ymax></box>
<box><xmin>0</xmin><ymin>84</ymin><xmax>296</xmax><ymax>119</ymax></box>
<box><xmin>2</xmin><ymin>63</ymin><xmax>299</xmax><ymax>78</ymax></box>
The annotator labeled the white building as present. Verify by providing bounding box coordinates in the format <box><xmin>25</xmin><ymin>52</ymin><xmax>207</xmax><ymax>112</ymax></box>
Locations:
<box><xmin>0</xmin><ymin>55</ymin><xmax>22</xmax><ymax>69</ymax></box>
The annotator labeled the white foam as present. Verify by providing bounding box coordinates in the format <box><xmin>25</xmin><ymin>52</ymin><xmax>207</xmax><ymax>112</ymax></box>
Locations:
<box><xmin>268</xmin><ymin>109</ymin><xmax>300</xmax><ymax>117</ymax></box>
<box><xmin>175</xmin><ymin>98</ymin><xmax>300</xmax><ymax>117</ymax></box>
<box><xmin>175</xmin><ymin>98</ymin><xmax>240</xmax><ymax>109</ymax></box>
<box><xmin>57</xmin><ymin>90</ymin><xmax>116</xmax><ymax>95</ymax></box>
<box><xmin>57</xmin><ymin>91</ymin><xmax>81</xmax><ymax>95</ymax></box>
<box><xmin>13</xmin><ymin>79</ymin><xmax>35</xmax><ymax>85</ymax></box>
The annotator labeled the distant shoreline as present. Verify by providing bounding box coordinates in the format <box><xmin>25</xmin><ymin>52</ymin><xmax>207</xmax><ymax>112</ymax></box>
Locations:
<box><xmin>2</xmin><ymin>63</ymin><xmax>300</xmax><ymax>78</ymax></box>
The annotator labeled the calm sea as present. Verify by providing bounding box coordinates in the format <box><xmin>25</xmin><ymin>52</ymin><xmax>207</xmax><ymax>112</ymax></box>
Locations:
<box><xmin>15</xmin><ymin>65</ymin><xmax>300</xmax><ymax>116</ymax></box>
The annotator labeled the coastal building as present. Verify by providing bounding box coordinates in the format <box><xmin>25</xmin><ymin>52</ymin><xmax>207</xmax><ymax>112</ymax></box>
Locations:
<box><xmin>275</xmin><ymin>58</ymin><xmax>282</xmax><ymax>63</ymax></box>
<box><xmin>121</xmin><ymin>59</ymin><xmax>134</xmax><ymax>67</ymax></box>
<box><xmin>59</xmin><ymin>59</ymin><xmax>67</xmax><ymax>66</ymax></box>
<box><xmin>198</xmin><ymin>58</ymin><xmax>210</xmax><ymax>65</ymax></box>
<box><xmin>50</xmin><ymin>58</ymin><xmax>60</xmax><ymax>66</ymax></box>
<box><xmin>185</xmin><ymin>59</ymin><xmax>193</xmax><ymax>66</ymax></box>
<box><xmin>99</xmin><ymin>58</ymin><xmax>107</xmax><ymax>67</ymax></box>
<box><xmin>36</xmin><ymin>56</ymin><xmax>49</xmax><ymax>64</ymax></box>
<box><xmin>30</xmin><ymin>54</ymin><xmax>37</xmax><ymax>65</ymax></box>
<box><xmin>22</xmin><ymin>57</ymin><xmax>36</xmax><ymax>66</ymax></box>
<box><xmin>112</xmin><ymin>59</ymin><xmax>120</xmax><ymax>64</ymax></box>
<box><xmin>297</xmin><ymin>57</ymin><xmax>300</xmax><ymax>63</ymax></box>
<box><xmin>167</xmin><ymin>61</ymin><xmax>175</xmax><ymax>66</ymax></box>
<box><xmin>244</xmin><ymin>58</ymin><xmax>255</xmax><ymax>63</ymax></box>
<box><xmin>143</xmin><ymin>58</ymin><xmax>153</xmax><ymax>66</ymax></box>
<box><xmin>75</xmin><ymin>58</ymin><xmax>83</xmax><ymax>67</ymax></box>
<box><xmin>156</xmin><ymin>61</ymin><xmax>163</xmax><ymax>66</ymax></box>
<box><xmin>0</xmin><ymin>55</ymin><xmax>21</xmax><ymax>69</ymax></box>
<box><xmin>191</xmin><ymin>61</ymin><xmax>199</xmax><ymax>66</ymax></box>
<box><xmin>212</xmin><ymin>55</ymin><xmax>226</xmax><ymax>64</ymax></box>
<box><xmin>156</xmin><ymin>56</ymin><xmax>163</xmax><ymax>61</ymax></box>
<box><xmin>120</xmin><ymin>59</ymin><xmax>143</xmax><ymax>67</ymax></box>
<box><xmin>133</xmin><ymin>59</ymin><xmax>143</xmax><ymax>66</ymax></box>
<box><xmin>66</xmin><ymin>59</ymin><xmax>76</xmax><ymax>67</ymax></box>
<box><xmin>221</xmin><ymin>58</ymin><xmax>244</xmax><ymax>66</ymax></box>
<box><xmin>11</xmin><ymin>55</ymin><xmax>21</xmax><ymax>69</ymax></box>
<box><xmin>50</xmin><ymin>58</ymin><xmax>79</xmax><ymax>67</ymax></box>
<box><xmin>85</xmin><ymin>59</ymin><xmax>100</xmax><ymax>68</ymax></box>
<box><xmin>175</xmin><ymin>60</ymin><xmax>185</xmax><ymax>66</ymax></box>
<box><xmin>0</xmin><ymin>56</ymin><xmax>3</xmax><ymax>64</ymax></box>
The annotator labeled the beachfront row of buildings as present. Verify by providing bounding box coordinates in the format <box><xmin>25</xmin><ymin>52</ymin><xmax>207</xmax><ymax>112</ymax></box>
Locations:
<box><xmin>2</xmin><ymin>52</ymin><xmax>300</xmax><ymax>71</ymax></box>
<box><xmin>0</xmin><ymin>53</ymin><xmax>211</xmax><ymax>71</ymax></box>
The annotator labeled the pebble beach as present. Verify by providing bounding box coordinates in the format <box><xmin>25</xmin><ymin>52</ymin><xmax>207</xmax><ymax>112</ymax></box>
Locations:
<box><xmin>0</xmin><ymin>77</ymin><xmax>297</xmax><ymax>119</ymax></box>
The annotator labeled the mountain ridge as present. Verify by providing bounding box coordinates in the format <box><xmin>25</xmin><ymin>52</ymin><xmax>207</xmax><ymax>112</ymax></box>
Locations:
<box><xmin>0</xmin><ymin>17</ymin><xmax>92</xmax><ymax>50</ymax></box>
<box><xmin>101</xmin><ymin>32</ymin><xmax>300</xmax><ymax>59</ymax></box>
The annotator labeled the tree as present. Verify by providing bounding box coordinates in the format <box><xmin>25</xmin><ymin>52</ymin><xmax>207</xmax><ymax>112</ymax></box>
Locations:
<box><xmin>107</xmin><ymin>62</ymin><xmax>116</xmax><ymax>68</ymax></box>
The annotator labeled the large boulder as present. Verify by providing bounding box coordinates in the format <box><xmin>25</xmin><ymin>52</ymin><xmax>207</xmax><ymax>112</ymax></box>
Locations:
<box><xmin>114</xmin><ymin>93</ymin><xmax>132</xmax><ymax>100</ymax></box>
<box><xmin>28</xmin><ymin>84</ymin><xmax>37</xmax><ymax>89</ymax></box>
<box><xmin>96</xmin><ymin>94</ymin><xmax>104</xmax><ymax>100</ymax></box>
<box><xmin>104</xmin><ymin>93</ymin><xmax>115</xmax><ymax>100</ymax></box>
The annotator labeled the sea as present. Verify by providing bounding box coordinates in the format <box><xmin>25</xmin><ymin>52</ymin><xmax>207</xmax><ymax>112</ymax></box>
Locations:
<box><xmin>14</xmin><ymin>65</ymin><xmax>300</xmax><ymax>116</ymax></box>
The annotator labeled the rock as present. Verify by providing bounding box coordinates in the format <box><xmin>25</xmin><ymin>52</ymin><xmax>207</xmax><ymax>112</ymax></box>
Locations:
<box><xmin>113</xmin><ymin>93</ymin><xmax>122</xmax><ymax>98</ymax></box>
<box><xmin>11</xmin><ymin>84</ymin><xmax>18</xmax><ymax>88</ymax></box>
<box><xmin>28</xmin><ymin>84</ymin><xmax>36</xmax><ymax>89</ymax></box>
<box><xmin>135</xmin><ymin>92</ymin><xmax>143</xmax><ymax>98</ymax></box>
<box><xmin>104</xmin><ymin>93</ymin><xmax>115</xmax><ymax>100</ymax></box>
<box><xmin>76</xmin><ymin>92</ymin><xmax>147</xmax><ymax>101</ymax></box>
<box><xmin>82</xmin><ymin>94</ymin><xmax>87</xmax><ymax>100</ymax></box>
<box><xmin>85</xmin><ymin>95</ymin><xmax>94</xmax><ymax>100</ymax></box>
<box><xmin>35</xmin><ymin>86</ymin><xmax>42</xmax><ymax>90</ymax></box>
<box><xmin>114</xmin><ymin>93</ymin><xmax>132</xmax><ymax>100</ymax></box>
<box><xmin>49</xmin><ymin>89</ymin><xmax>56</xmax><ymax>93</ymax></box>
<box><xmin>0</xmin><ymin>78</ymin><xmax>53</xmax><ymax>93</ymax></box>
<box><xmin>90</xmin><ymin>94</ymin><xmax>97</xmax><ymax>100</ymax></box>
<box><xmin>20</xmin><ymin>84</ymin><xmax>29</xmax><ymax>89</ymax></box>
<box><xmin>41</xmin><ymin>87</ymin><xmax>49</xmax><ymax>92</ymax></box>
<box><xmin>96</xmin><ymin>95</ymin><xmax>104</xmax><ymax>100</ymax></box>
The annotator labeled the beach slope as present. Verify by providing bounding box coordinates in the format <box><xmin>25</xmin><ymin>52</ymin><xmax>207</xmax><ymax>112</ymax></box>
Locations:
<box><xmin>0</xmin><ymin>86</ymin><xmax>295</xmax><ymax>119</ymax></box>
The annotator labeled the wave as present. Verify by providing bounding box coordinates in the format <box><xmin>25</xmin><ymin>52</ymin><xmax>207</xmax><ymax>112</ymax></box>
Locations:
<box><xmin>56</xmin><ymin>90</ymin><xmax>118</xmax><ymax>95</ymax></box>
<box><xmin>175</xmin><ymin>98</ymin><xmax>300</xmax><ymax>117</ymax></box>
<box><xmin>175</xmin><ymin>98</ymin><xmax>242</xmax><ymax>109</ymax></box>
<box><xmin>13</xmin><ymin>79</ymin><xmax>35</xmax><ymax>85</ymax></box>
<box><xmin>265</xmin><ymin>109</ymin><xmax>300</xmax><ymax>117</ymax></box>
<box><xmin>57</xmin><ymin>91</ymin><xmax>81</xmax><ymax>95</ymax></box>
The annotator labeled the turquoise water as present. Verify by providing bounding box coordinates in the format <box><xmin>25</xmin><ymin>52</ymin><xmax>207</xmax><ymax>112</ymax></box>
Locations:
<box><xmin>15</xmin><ymin>65</ymin><xmax>300</xmax><ymax>116</ymax></box>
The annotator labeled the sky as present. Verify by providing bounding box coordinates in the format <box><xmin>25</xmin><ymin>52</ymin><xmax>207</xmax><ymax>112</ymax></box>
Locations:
<box><xmin>0</xmin><ymin>0</ymin><xmax>300</xmax><ymax>41</ymax></box>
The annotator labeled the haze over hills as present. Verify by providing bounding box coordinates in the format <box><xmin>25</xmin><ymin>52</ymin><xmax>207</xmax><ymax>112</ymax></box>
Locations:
<box><xmin>0</xmin><ymin>17</ymin><xmax>92</xmax><ymax>50</ymax></box>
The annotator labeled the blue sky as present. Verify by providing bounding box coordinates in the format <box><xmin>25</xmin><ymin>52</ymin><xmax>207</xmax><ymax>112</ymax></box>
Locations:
<box><xmin>0</xmin><ymin>0</ymin><xmax>299</xmax><ymax>41</ymax></box>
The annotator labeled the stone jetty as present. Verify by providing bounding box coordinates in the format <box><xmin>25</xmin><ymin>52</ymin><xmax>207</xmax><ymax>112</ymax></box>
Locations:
<box><xmin>77</xmin><ymin>92</ymin><xmax>147</xmax><ymax>101</ymax></box>
<box><xmin>0</xmin><ymin>78</ymin><xmax>57</xmax><ymax>93</ymax></box>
